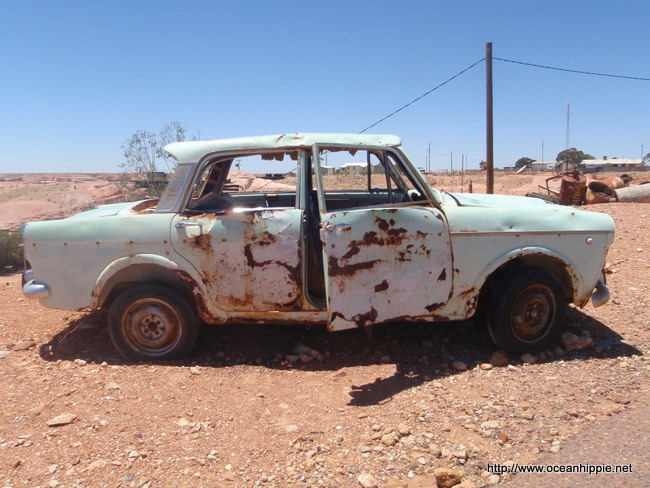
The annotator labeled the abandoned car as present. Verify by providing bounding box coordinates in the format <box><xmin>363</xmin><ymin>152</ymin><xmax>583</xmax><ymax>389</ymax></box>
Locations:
<box><xmin>22</xmin><ymin>134</ymin><xmax>614</xmax><ymax>360</ymax></box>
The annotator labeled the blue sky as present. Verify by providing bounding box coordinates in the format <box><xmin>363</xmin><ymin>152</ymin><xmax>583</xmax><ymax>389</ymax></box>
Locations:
<box><xmin>1</xmin><ymin>0</ymin><xmax>648</xmax><ymax>173</ymax></box>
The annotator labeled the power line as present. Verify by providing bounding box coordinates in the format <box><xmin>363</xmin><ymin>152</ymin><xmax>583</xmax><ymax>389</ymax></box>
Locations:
<box><xmin>359</xmin><ymin>54</ymin><xmax>649</xmax><ymax>134</ymax></box>
<box><xmin>494</xmin><ymin>57</ymin><xmax>650</xmax><ymax>81</ymax></box>
<box><xmin>359</xmin><ymin>58</ymin><xmax>485</xmax><ymax>133</ymax></box>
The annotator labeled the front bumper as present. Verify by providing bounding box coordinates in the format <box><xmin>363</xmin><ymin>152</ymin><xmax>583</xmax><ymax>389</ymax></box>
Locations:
<box><xmin>22</xmin><ymin>270</ymin><xmax>50</xmax><ymax>299</ymax></box>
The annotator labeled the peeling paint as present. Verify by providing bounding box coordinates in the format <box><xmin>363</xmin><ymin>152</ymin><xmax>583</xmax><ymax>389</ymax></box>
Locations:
<box><xmin>172</xmin><ymin>209</ymin><xmax>303</xmax><ymax>313</ymax></box>
<box><xmin>374</xmin><ymin>280</ymin><xmax>389</xmax><ymax>292</ymax></box>
<box><xmin>323</xmin><ymin>207</ymin><xmax>452</xmax><ymax>331</ymax></box>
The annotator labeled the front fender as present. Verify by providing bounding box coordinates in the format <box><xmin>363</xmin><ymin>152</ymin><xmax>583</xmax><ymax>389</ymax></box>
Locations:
<box><xmin>480</xmin><ymin>245</ymin><xmax>583</xmax><ymax>301</ymax></box>
<box><xmin>444</xmin><ymin>245</ymin><xmax>583</xmax><ymax>319</ymax></box>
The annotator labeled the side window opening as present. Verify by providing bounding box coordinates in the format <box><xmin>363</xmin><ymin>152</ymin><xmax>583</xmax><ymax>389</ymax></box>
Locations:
<box><xmin>314</xmin><ymin>147</ymin><xmax>427</xmax><ymax>212</ymax></box>
<box><xmin>186</xmin><ymin>151</ymin><xmax>298</xmax><ymax>213</ymax></box>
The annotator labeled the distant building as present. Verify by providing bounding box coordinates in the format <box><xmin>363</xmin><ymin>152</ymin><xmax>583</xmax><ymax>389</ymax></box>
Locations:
<box><xmin>530</xmin><ymin>161</ymin><xmax>557</xmax><ymax>173</ymax></box>
<box><xmin>339</xmin><ymin>162</ymin><xmax>382</xmax><ymax>175</ymax></box>
<box><xmin>581</xmin><ymin>158</ymin><xmax>644</xmax><ymax>169</ymax></box>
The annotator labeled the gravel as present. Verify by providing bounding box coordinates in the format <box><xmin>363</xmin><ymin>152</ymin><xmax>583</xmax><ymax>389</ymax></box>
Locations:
<box><xmin>1</xmin><ymin>193</ymin><xmax>648</xmax><ymax>487</ymax></box>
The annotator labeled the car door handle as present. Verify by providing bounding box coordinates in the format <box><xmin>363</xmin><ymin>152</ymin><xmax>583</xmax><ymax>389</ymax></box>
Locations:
<box><xmin>175</xmin><ymin>221</ymin><xmax>202</xmax><ymax>229</ymax></box>
<box><xmin>322</xmin><ymin>222</ymin><xmax>351</xmax><ymax>232</ymax></box>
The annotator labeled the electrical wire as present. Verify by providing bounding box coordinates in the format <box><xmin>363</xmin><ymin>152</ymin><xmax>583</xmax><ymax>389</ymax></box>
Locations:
<box><xmin>494</xmin><ymin>57</ymin><xmax>650</xmax><ymax>81</ymax></box>
<box><xmin>359</xmin><ymin>58</ymin><xmax>485</xmax><ymax>133</ymax></box>
<box><xmin>360</xmin><ymin>55</ymin><xmax>649</xmax><ymax>134</ymax></box>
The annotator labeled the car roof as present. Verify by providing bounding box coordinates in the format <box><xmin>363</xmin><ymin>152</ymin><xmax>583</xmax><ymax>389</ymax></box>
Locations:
<box><xmin>164</xmin><ymin>133</ymin><xmax>402</xmax><ymax>164</ymax></box>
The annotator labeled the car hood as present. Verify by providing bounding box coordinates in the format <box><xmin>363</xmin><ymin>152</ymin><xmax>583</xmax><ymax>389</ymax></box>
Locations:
<box><xmin>64</xmin><ymin>201</ymin><xmax>149</xmax><ymax>220</ymax></box>
<box><xmin>441</xmin><ymin>192</ymin><xmax>615</xmax><ymax>234</ymax></box>
<box><xmin>441</xmin><ymin>192</ymin><xmax>548</xmax><ymax>208</ymax></box>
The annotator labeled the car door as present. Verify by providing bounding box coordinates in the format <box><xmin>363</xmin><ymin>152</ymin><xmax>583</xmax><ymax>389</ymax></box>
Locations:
<box><xmin>313</xmin><ymin>144</ymin><xmax>453</xmax><ymax>331</ymax></box>
<box><xmin>170</xmin><ymin>155</ymin><xmax>304</xmax><ymax>314</ymax></box>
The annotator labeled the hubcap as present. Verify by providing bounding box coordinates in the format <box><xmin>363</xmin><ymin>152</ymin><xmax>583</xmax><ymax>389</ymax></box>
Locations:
<box><xmin>122</xmin><ymin>299</ymin><xmax>180</xmax><ymax>355</ymax></box>
<box><xmin>511</xmin><ymin>284</ymin><xmax>554</xmax><ymax>341</ymax></box>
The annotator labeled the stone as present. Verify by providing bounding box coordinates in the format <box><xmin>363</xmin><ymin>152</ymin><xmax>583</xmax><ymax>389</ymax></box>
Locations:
<box><xmin>520</xmin><ymin>353</ymin><xmax>536</xmax><ymax>364</ymax></box>
<box><xmin>47</xmin><ymin>413</ymin><xmax>77</xmax><ymax>427</ymax></box>
<box><xmin>452</xmin><ymin>360</ymin><xmax>467</xmax><ymax>371</ymax></box>
<box><xmin>13</xmin><ymin>340</ymin><xmax>36</xmax><ymax>351</ymax></box>
<box><xmin>489</xmin><ymin>350</ymin><xmax>509</xmax><ymax>367</ymax></box>
<box><xmin>86</xmin><ymin>459</ymin><xmax>107</xmax><ymax>471</ymax></box>
<box><xmin>434</xmin><ymin>467</ymin><xmax>463</xmax><ymax>488</ymax></box>
<box><xmin>479</xmin><ymin>363</ymin><xmax>493</xmax><ymax>370</ymax></box>
<box><xmin>358</xmin><ymin>472</ymin><xmax>378</xmax><ymax>488</ymax></box>
<box><xmin>397</xmin><ymin>424</ymin><xmax>411</xmax><ymax>436</ymax></box>
<box><xmin>485</xmin><ymin>474</ymin><xmax>500</xmax><ymax>485</ymax></box>
<box><xmin>189</xmin><ymin>367</ymin><xmax>201</xmax><ymax>375</ymax></box>
<box><xmin>381</xmin><ymin>434</ymin><xmax>397</xmax><ymax>446</ymax></box>
<box><xmin>105</xmin><ymin>382</ymin><xmax>121</xmax><ymax>390</ymax></box>
<box><xmin>452</xmin><ymin>449</ymin><xmax>468</xmax><ymax>460</ymax></box>
<box><xmin>480</xmin><ymin>420</ymin><xmax>500</xmax><ymax>430</ymax></box>
<box><xmin>285</xmin><ymin>424</ymin><xmax>300</xmax><ymax>433</ymax></box>
<box><xmin>561</xmin><ymin>332</ymin><xmax>594</xmax><ymax>351</ymax></box>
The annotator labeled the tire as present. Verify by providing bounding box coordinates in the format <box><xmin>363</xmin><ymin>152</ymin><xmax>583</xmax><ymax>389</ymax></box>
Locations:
<box><xmin>108</xmin><ymin>284</ymin><xmax>199</xmax><ymax>360</ymax></box>
<box><xmin>487</xmin><ymin>268</ymin><xmax>565</xmax><ymax>353</ymax></box>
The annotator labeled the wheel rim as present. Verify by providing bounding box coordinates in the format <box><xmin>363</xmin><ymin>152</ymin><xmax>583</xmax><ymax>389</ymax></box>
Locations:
<box><xmin>510</xmin><ymin>284</ymin><xmax>555</xmax><ymax>342</ymax></box>
<box><xmin>120</xmin><ymin>298</ymin><xmax>182</xmax><ymax>357</ymax></box>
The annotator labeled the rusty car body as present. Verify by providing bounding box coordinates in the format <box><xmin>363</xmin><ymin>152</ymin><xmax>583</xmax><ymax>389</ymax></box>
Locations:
<box><xmin>22</xmin><ymin>134</ymin><xmax>614</xmax><ymax>359</ymax></box>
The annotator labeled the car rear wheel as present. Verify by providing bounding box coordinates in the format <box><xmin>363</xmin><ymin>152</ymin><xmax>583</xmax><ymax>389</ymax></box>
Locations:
<box><xmin>108</xmin><ymin>284</ymin><xmax>198</xmax><ymax>360</ymax></box>
<box><xmin>487</xmin><ymin>268</ymin><xmax>565</xmax><ymax>353</ymax></box>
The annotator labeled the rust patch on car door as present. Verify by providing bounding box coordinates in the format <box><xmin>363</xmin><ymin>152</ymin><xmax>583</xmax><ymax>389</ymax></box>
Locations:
<box><xmin>171</xmin><ymin>209</ymin><xmax>303</xmax><ymax>313</ymax></box>
<box><xmin>322</xmin><ymin>207</ymin><xmax>453</xmax><ymax>331</ymax></box>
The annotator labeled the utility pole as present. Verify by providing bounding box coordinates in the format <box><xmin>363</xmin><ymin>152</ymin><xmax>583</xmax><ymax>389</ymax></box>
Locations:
<box><xmin>428</xmin><ymin>143</ymin><xmax>431</xmax><ymax>173</ymax></box>
<box><xmin>486</xmin><ymin>42</ymin><xmax>494</xmax><ymax>194</ymax></box>
<box><xmin>461</xmin><ymin>154</ymin><xmax>465</xmax><ymax>186</ymax></box>
<box><xmin>450</xmin><ymin>152</ymin><xmax>453</xmax><ymax>173</ymax></box>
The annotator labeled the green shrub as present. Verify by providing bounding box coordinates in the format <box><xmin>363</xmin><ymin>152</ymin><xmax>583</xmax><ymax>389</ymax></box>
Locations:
<box><xmin>0</xmin><ymin>230</ymin><xmax>23</xmax><ymax>270</ymax></box>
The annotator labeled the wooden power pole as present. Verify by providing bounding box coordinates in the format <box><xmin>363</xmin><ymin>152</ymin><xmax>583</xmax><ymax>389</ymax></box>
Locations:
<box><xmin>486</xmin><ymin>42</ymin><xmax>494</xmax><ymax>194</ymax></box>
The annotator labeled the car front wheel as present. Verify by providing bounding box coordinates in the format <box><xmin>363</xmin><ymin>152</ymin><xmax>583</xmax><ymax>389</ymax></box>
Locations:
<box><xmin>487</xmin><ymin>268</ymin><xmax>565</xmax><ymax>353</ymax></box>
<box><xmin>108</xmin><ymin>284</ymin><xmax>199</xmax><ymax>361</ymax></box>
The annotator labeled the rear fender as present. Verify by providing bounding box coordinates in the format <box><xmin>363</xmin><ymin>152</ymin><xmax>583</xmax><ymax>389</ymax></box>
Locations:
<box><xmin>92</xmin><ymin>254</ymin><xmax>203</xmax><ymax>309</ymax></box>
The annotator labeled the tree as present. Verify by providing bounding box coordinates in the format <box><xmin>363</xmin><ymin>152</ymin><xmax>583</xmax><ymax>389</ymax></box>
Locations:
<box><xmin>515</xmin><ymin>157</ymin><xmax>536</xmax><ymax>169</ymax></box>
<box><xmin>0</xmin><ymin>230</ymin><xmax>22</xmax><ymax>270</ymax></box>
<box><xmin>120</xmin><ymin>121</ymin><xmax>191</xmax><ymax>197</ymax></box>
<box><xmin>555</xmin><ymin>148</ymin><xmax>595</xmax><ymax>166</ymax></box>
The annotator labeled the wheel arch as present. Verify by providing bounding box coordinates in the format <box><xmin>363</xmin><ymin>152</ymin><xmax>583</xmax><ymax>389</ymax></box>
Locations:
<box><xmin>476</xmin><ymin>248</ymin><xmax>579</xmax><ymax>313</ymax></box>
<box><xmin>92</xmin><ymin>254</ymin><xmax>205</xmax><ymax>314</ymax></box>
